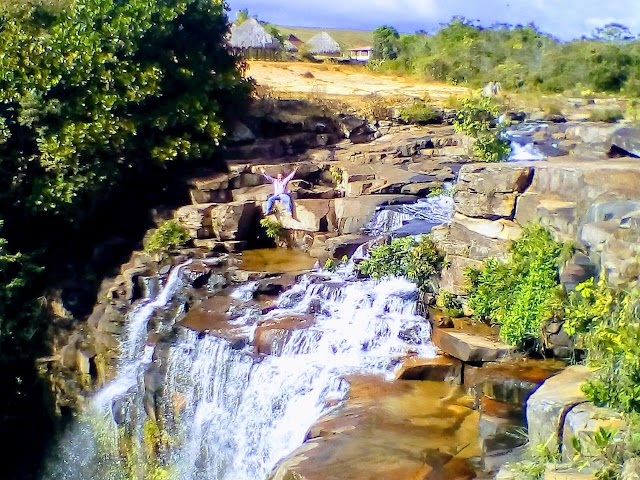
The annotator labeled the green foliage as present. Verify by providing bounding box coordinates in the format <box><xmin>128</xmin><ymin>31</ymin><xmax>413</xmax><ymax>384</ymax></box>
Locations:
<box><xmin>472</xmin><ymin>133</ymin><xmax>512</xmax><ymax>161</ymax></box>
<box><xmin>329</xmin><ymin>165</ymin><xmax>343</xmax><ymax>185</ymax></box>
<box><xmin>588</xmin><ymin>108</ymin><xmax>625</xmax><ymax>122</ymax></box>
<box><xmin>562</xmin><ymin>276</ymin><xmax>614</xmax><ymax>336</ymax></box>
<box><xmin>453</xmin><ymin>96</ymin><xmax>510</xmax><ymax>162</ymax></box>
<box><xmin>0</xmin><ymin>0</ymin><xmax>250</xmax><ymax>220</ymax></box>
<box><xmin>357</xmin><ymin>236</ymin><xmax>444</xmax><ymax>292</ymax></box>
<box><xmin>370</xmin><ymin>19</ymin><xmax>640</xmax><ymax>95</ymax></box>
<box><xmin>372</xmin><ymin>25</ymin><xmax>400</xmax><ymax>60</ymax></box>
<box><xmin>144</xmin><ymin>220</ymin><xmax>191</xmax><ymax>256</ymax></box>
<box><xmin>581</xmin><ymin>288</ymin><xmax>640</xmax><ymax>413</ymax></box>
<box><xmin>398</xmin><ymin>101</ymin><xmax>440</xmax><ymax>124</ymax></box>
<box><xmin>508</xmin><ymin>434</ymin><xmax>562</xmax><ymax>480</ymax></box>
<box><xmin>438</xmin><ymin>290</ymin><xmax>464</xmax><ymax>318</ymax></box>
<box><xmin>453</xmin><ymin>96</ymin><xmax>502</xmax><ymax>136</ymax></box>
<box><xmin>260</xmin><ymin>217</ymin><xmax>284</xmax><ymax>240</ymax></box>
<box><xmin>465</xmin><ymin>224</ymin><xmax>570</xmax><ymax>347</ymax></box>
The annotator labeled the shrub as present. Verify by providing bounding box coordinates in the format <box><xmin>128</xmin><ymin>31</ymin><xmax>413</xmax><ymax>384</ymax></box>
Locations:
<box><xmin>453</xmin><ymin>96</ymin><xmax>502</xmax><ymax>137</ymax></box>
<box><xmin>588</xmin><ymin>108</ymin><xmax>625</xmax><ymax>123</ymax></box>
<box><xmin>259</xmin><ymin>217</ymin><xmax>284</xmax><ymax>240</ymax></box>
<box><xmin>438</xmin><ymin>291</ymin><xmax>464</xmax><ymax>318</ymax></box>
<box><xmin>472</xmin><ymin>133</ymin><xmax>512</xmax><ymax>162</ymax></box>
<box><xmin>580</xmin><ymin>287</ymin><xmax>640</xmax><ymax>413</ymax></box>
<box><xmin>357</xmin><ymin>236</ymin><xmax>444</xmax><ymax>292</ymax></box>
<box><xmin>329</xmin><ymin>165</ymin><xmax>343</xmax><ymax>185</ymax></box>
<box><xmin>465</xmin><ymin>224</ymin><xmax>571</xmax><ymax>347</ymax></box>
<box><xmin>144</xmin><ymin>220</ymin><xmax>191</xmax><ymax>256</ymax></box>
<box><xmin>398</xmin><ymin>101</ymin><xmax>441</xmax><ymax>124</ymax></box>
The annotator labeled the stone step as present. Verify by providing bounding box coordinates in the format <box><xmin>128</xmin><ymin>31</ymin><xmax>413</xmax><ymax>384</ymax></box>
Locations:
<box><xmin>431</xmin><ymin>327</ymin><xmax>515</xmax><ymax>363</ymax></box>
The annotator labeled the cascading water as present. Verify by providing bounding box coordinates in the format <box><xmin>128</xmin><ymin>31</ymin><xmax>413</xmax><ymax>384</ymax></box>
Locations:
<box><xmin>365</xmin><ymin>189</ymin><xmax>455</xmax><ymax>237</ymax></box>
<box><xmin>45</xmin><ymin>257</ymin><xmax>436</xmax><ymax>480</ymax></box>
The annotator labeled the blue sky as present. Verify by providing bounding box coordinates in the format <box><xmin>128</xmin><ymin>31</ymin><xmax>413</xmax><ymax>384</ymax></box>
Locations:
<box><xmin>227</xmin><ymin>0</ymin><xmax>640</xmax><ymax>41</ymax></box>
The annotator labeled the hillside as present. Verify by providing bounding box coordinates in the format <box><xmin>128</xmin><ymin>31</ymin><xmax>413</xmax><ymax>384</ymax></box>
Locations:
<box><xmin>277</xmin><ymin>26</ymin><xmax>373</xmax><ymax>48</ymax></box>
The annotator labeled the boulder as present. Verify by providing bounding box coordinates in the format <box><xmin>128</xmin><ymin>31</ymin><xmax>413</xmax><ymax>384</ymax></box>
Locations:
<box><xmin>275</xmin><ymin>199</ymin><xmax>336</xmax><ymax>233</ymax></box>
<box><xmin>210</xmin><ymin>202</ymin><xmax>260</xmax><ymax>241</ymax></box>
<box><xmin>609</xmin><ymin>126</ymin><xmax>640</xmax><ymax>157</ymax></box>
<box><xmin>526</xmin><ymin>365</ymin><xmax>592</xmax><ymax>454</ymax></box>
<box><xmin>395</xmin><ymin>355</ymin><xmax>462</xmax><ymax>383</ymax></box>
<box><xmin>562</xmin><ymin>403</ymin><xmax>627</xmax><ymax>462</ymax></box>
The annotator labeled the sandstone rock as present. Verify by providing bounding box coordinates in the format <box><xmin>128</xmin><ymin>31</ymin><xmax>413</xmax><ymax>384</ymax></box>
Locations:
<box><xmin>526</xmin><ymin>365</ymin><xmax>593</xmax><ymax>454</ymax></box>
<box><xmin>457</xmin><ymin>165</ymin><xmax>533</xmax><ymax>194</ymax></box>
<box><xmin>254</xmin><ymin>315</ymin><xmax>315</xmax><ymax>355</ymax></box>
<box><xmin>622</xmin><ymin>458</ymin><xmax>640</xmax><ymax>480</ymax></box>
<box><xmin>323</xmin><ymin>234</ymin><xmax>373</xmax><ymax>259</ymax></box>
<box><xmin>275</xmin><ymin>199</ymin><xmax>336</xmax><ymax>232</ymax></box>
<box><xmin>395</xmin><ymin>355</ymin><xmax>462</xmax><ymax>383</ymax></box>
<box><xmin>454</xmin><ymin>190</ymin><xmax>517</xmax><ymax>219</ymax></box>
<box><xmin>431</xmin><ymin>328</ymin><xmax>515</xmax><ymax>362</ymax></box>
<box><xmin>609</xmin><ymin>126</ymin><xmax>640</xmax><ymax>157</ymax></box>
<box><xmin>210</xmin><ymin>202</ymin><xmax>259</xmax><ymax>241</ymax></box>
<box><xmin>562</xmin><ymin>403</ymin><xmax>627</xmax><ymax>461</ymax></box>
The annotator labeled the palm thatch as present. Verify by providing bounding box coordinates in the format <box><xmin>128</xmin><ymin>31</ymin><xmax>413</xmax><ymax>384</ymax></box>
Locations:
<box><xmin>306</xmin><ymin>31</ymin><xmax>341</xmax><ymax>55</ymax></box>
<box><xmin>229</xmin><ymin>18</ymin><xmax>280</xmax><ymax>50</ymax></box>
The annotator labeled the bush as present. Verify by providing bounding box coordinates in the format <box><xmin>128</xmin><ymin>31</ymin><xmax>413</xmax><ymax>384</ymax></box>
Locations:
<box><xmin>438</xmin><ymin>290</ymin><xmax>464</xmax><ymax>318</ymax></box>
<box><xmin>144</xmin><ymin>220</ymin><xmax>191</xmax><ymax>256</ymax></box>
<box><xmin>259</xmin><ymin>217</ymin><xmax>284</xmax><ymax>240</ymax></box>
<box><xmin>357</xmin><ymin>236</ymin><xmax>444</xmax><ymax>292</ymax></box>
<box><xmin>472</xmin><ymin>133</ymin><xmax>512</xmax><ymax>162</ymax></box>
<box><xmin>465</xmin><ymin>224</ymin><xmax>571</xmax><ymax>347</ymax></box>
<box><xmin>589</xmin><ymin>108</ymin><xmax>625</xmax><ymax>123</ymax></box>
<box><xmin>575</xmin><ymin>285</ymin><xmax>640</xmax><ymax>414</ymax></box>
<box><xmin>398</xmin><ymin>101</ymin><xmax>441</xmax><ymax>124</ymax></box>
<box><xmin>453</xmin><ymin>96</ymin><xmax>502</xmax><ymax>137</ymax></box>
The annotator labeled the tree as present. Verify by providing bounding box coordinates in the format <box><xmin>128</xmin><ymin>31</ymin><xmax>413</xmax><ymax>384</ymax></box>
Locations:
<box><xmin>593</xmin><ymin>23</ymin><xmax>636</xmax><ymax>43</ymax></box>
<box><xmin>373</xmin><ymin>25</ymin><xmax>400</xmax><ymax>60</ymax></box>
<box><xmin>0</xmin><ymin>0</ymin><xmax>251</xmax><ymax>226</ymax></box>
<box><xmin>235</xmin><ymin>7</ymin><xmax>249</xmax><ymax>24</ymax></box>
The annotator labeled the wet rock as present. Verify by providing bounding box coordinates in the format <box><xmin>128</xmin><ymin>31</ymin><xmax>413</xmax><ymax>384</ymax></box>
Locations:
<box><xmin>395</xmin><ymin>355</ymin><xmax>463</xmax><ymax>383</ymax></box>
<box><xmin>253</xmin><ymin>315</ymin><xmax>315</xmax><ymax>355</ymax></box>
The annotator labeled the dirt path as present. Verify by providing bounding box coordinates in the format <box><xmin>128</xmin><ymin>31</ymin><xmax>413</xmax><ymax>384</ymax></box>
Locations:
<box><xmin>247</xmin><ymin>61</ymin><xmax>471</xmax><ymax>102</ymax></box>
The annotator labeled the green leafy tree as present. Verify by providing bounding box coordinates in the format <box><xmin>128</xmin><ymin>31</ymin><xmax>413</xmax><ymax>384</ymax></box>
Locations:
<box><xmin>373</xmin><ymin>25</ymin><xmax>400</xmax><ymax>60</ymax></box>
<box><xmin>593</xmin><ymin>23</ymin><xmax>636</xmax><ymax>43</ymax></box>
<box><xmin>0</xmin><ymin>0</ymin><xmax>251</xmax><ymax>225</ymax></box>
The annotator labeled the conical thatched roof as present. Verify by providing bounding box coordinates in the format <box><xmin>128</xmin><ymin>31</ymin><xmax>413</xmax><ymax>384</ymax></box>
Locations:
<box><xmin>229</xmin><ymin>18</ymin><xmax>280</xmax><ymax>50</ymax></box>
<box><xmin>306</xmin><ymin>31</ymin><xmax>341</xmax><ymax>55</ymax></box>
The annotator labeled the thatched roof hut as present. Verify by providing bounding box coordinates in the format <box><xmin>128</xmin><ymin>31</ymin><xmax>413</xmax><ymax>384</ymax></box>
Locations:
<box><xmin>229</xmin><ymin>18</ymin><xmax>281</xmax><ymax>58</ymax></box>
<box><xmin>306</xmin><ymin>31</ymin><xmax>341</xmax><ymax>56</ymax></box>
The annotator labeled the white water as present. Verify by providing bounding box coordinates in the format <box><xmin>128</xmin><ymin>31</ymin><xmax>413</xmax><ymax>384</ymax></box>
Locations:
<box><xmin>45</xmin><ymin>258</ymin><xmax>435</xmax><ymax>480</ymax></box>
<box><xmin>160</xmin><ymin>267</ymin><xmax>434</xmax><ymax>480</ymax></box>
<box><xmin>365</xmin><ymin>191</ymin><xmax>455</xmax><ymax>236</ymax></box>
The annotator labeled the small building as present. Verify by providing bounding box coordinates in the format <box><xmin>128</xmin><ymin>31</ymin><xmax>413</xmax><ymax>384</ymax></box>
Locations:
<box><xmin>283</xmin><ymin>39</ymin><xmax>299</xmax><ymax>53</ymax></box>
<box><xmin>348</xmin><ymin>45</ymin><xmax>373</xmax><ymax>62</ymax></box>
<box><xmin>287</xmin><ymin>34</ymin><xmax>305</xmax><ymax>50</ymax></box>
<box><xmin>305</xmin><ymin>31</ymin><xmax>342</xmax><ymax>58</ymax></box>
<box><xmin>229</xmin><ymin>17</ymin><xmax>281</xmax><ymax>60</ymax></box>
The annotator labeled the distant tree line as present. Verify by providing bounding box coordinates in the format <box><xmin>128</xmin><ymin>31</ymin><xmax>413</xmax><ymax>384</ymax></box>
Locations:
<box><xmin>372</xmin><ymin>18</ymin><xmax>640</xmax><ymax>96</ymax></box>
<box><xmin>0</xmin><ymin>0</ymin><xmax>249</xmax><ymax>477</ymax></box>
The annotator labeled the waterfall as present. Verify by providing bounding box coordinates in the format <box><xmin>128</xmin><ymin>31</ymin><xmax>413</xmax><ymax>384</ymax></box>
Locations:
<box><xmin>365</xmin><ymin>191</ymin><xmax>455</xmax><ymax>237</ymax></box>
<box><xmin>45</xmin><ymin>259</ymin><xmax>436</xmax><ymax>480</ymax></box>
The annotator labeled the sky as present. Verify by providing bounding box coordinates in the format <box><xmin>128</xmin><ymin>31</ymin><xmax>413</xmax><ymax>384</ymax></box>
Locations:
<box><xmin>227</xmin><ymin>0</ymin><xmax>640</xmax><ymax>41</ymax></box>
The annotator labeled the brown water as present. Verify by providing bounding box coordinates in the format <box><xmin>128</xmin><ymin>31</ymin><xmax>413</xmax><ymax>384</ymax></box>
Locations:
<box><xmin>273</xmin><ymin>376</ymin><xmax>483</xmax><ymax>480</ymax></box>
<box><xmin>233</xmin><ymin>247</ymin><xmax>317</xmax><ymax>273</ymax></box>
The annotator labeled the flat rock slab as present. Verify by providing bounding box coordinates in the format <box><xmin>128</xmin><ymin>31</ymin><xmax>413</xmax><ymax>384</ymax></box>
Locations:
<box><xmin>431</xmin><ymin>328</ymin><xmax>515</xmax><ymax>362</ymax></box>
<box><xmin>269</xmin><ymin>376</ymin><xmax>481</xmax><ymax>480</ymax></box>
